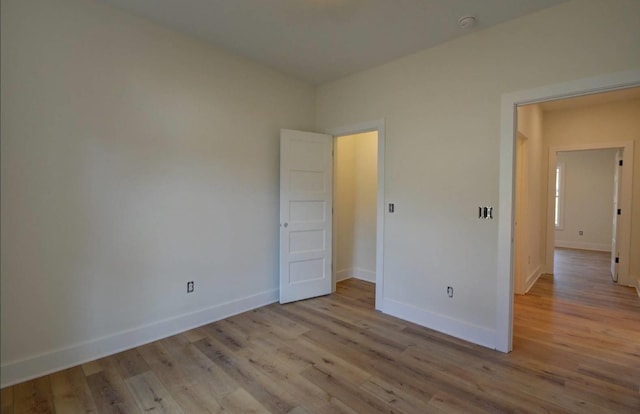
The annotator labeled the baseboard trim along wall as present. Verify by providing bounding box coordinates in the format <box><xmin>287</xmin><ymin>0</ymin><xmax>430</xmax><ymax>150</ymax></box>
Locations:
<box><xmin>525</xmin><ymin>264</ymin><xmax>543</xmax><ymax>293</ymax></box>
<box><xmin>353</xmin><ymin>268</ymin><xmax>376</xmax><ymax>283</ymax></box>
<box><xmin>336</xmin><ymin>267</ymin><xmax>376</xmax><ymax>283</ymax></box>
<box><xmin>336</xmin><ymin>268</ymin><xmax>353</xmax><ymax>282</ymax></box>
<box><xmin>382</xmin><ymin>298</ymin><xmax>496</xmax><ymax>350</ymax></box>
<box><xmin>0</xmin><ymin>289</ymin><xmax>279</xmax><ymax>388</ymax></box>
<box><xmin>554</xmin><ymin>240</ymin><xmax>611</xmax><ymax>252</ymax></box>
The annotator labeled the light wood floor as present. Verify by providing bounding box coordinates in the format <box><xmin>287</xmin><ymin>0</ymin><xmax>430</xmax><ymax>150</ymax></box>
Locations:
<box><xmin>2</xmin><ymin>248</ymin><xmax>639</xmax><ymax>413</ymax></box>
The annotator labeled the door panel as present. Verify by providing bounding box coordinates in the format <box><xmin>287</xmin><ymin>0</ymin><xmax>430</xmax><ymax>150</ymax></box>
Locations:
<box><xmin>280</xmin><ymin>129</ymin><xmax>333</xmax><ymax>303</ymax></box>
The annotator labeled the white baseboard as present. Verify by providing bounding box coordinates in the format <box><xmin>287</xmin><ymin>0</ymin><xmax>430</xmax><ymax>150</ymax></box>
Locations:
<box><xmin>352</xmin><ymin>268</ymin><xmax>376</xmax><ymax>283</ymax></box>
<box><xmin>381</xmin><ymin>298</ymin><xmax>496</xmax><ymax>350</ymax></box>
<box><xmin>554</xmin><ymin>240</ymin><xmax>611</xmax><ymax>252</ymax></box>
<box><xmin>336</xmin><ymin>268</ymin><xmax>353</xmax><ymax>282</ymax></box>
<box><xmin>336</xmin><ymin>267</ymin><xmax>376</xmax><ymax>283</ymax></box>
<box><xmin>0</xmin><ymin>288</ymin><xmax>278</xmax><ymax>388</ymax></box>
<box><xmin>525</xmin><ymin>264</ymin><xmax>543</xmax><ymax>293</ymax></box>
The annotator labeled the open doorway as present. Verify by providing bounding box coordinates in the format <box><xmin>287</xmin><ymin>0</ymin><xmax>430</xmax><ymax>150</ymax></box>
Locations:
<box><xmin>333</xmin><ymin>131</ymin><xmax>378</xmax><ymax>309</ymax></box>
<box><xmin>334</xmin><ymin>132</ymin><xmax>378</xmax><ymax>282</ymax></box>
<box><xmin>515</xmin><ymin>100</ymin><xmax>636</xmax><ymax>276</ymax></box>
<box><xmin>327</xmin><ymin>119</ymin><xmax>385</xmax><ymax>312</ymax></box>
<box><xmin>554</xmin><ymin>149</ymin><xmax>618</xmax><ymax>254</ymax></box>
<box><xmin>550</xmin><ymin>148</ymin><xmax>622</xmax><ymax>293</ymax></box>
<box><xmin>278</xmin><ymin>121</ymin><xmax>385</xmax><ymax>308</ymax></box>
<box><xmin>513</xmin><ymin>100</ymin><xmax>634</xmax><ymax>296</ymax></box>
<box><xmin>496</xmin><ymin>71</ymin><xmax>640</xmax><ymax>352</ymax></box>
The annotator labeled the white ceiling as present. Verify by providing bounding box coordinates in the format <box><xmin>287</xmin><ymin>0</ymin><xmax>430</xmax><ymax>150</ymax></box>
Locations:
<box><xmin>99</xmin><ymin>0</ymin><xmax>568</xmax><ymax>85</ymax></box>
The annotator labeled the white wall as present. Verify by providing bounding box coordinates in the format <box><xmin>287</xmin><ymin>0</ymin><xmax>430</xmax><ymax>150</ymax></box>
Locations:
<box><xmin>335</xmin><ymin>136</ymin><xmax>356</xmax><ymax>279</ymax></box>
<box><xmin>0</xmin><ymin>0</ymin><xmax>314</xmax><ymax>386</ymax></box>
<box><xmin>516</xmin><ymin>105</ymin><xmax>546</xmax><ymax>292</ymax></box>
<box><xmin>555</xmin><ymin>150</ymin><xmax>617</xmax><ymax>251</ymax></box>
<box><xmin>315</xmin><ymin>0</ymin><xmax>640</xmax><ymax>347</ymax></box>
<box><xmin>543</xmin><ymin>99</ymin><xmax>640</xmax><ymax>276</ymax></box>
<box><xmin>353</xmin><ymin>133</ymin><xmax>378</xmax><ymax>281</ymax></box>
<box><xmin>335</xmin><ymin>132</ymin><xmax>378</xmax><ymax>282</ymax></box>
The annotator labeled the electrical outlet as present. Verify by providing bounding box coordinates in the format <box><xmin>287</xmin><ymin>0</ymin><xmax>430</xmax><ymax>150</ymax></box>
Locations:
<box><xmin>187</xmin><ymin>281</ymin><xmax>194</xmax><ymax>293</ymax></box>
<box><xmin>447</xmin><ymin>286</ymin><xmax>453</xmax><ymax>298</ymax></box>
<box><xmin>478</xmin><ymin>206</ymin><xmax>494</xmax><ymax>219</ymax></box>
<box><xmin>579</xmin><ymin>230</ymin><xmax>584</xmax><ymax>236</ymax></box>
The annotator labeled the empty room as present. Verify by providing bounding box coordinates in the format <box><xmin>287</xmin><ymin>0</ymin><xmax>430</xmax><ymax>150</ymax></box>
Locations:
<box><xmin>2</xmin><ymin>0</ymin><xmax>640</xmax><ymax>413</ymax></box>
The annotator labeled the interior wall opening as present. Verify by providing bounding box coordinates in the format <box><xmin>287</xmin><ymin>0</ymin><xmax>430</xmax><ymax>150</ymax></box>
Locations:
<box><xmin>333</xmin><ymin>131</ymin><xmax>378</xmax><ymax>308</ymax></box>
<box><xmin>511</xmin><ymin>85</ymin><xmax>640</xmax><ymax>351</ymax></box>
<box><xmin>554</xmin><ymin>148</ymin><xmax>618</xmax><ymax>258</ymax></box>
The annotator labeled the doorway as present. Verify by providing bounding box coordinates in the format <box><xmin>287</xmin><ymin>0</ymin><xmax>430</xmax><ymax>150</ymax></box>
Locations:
<box><xmin>497</xmin><ymin>70</ymin><xmax>640</xmax><ymax>352</ymax></box>
<box><xmin>551</xmin><ymin>148</ymin><xmax>622</xmax><ymax>288</ymax></box>
<box><xmin>553</xmin><ymin>149</ymin><xmax>618</xmax><ymax>255</ymax></box>
<box><xmin>333</xmin><ymin>131</ymin><xmax>378</xmax><ymax>298</ymax></box>
<box><xmin>545</xmin><ymin>142</ymin><xmax>633</xmax><ymax>285</ymax></box>
<box><xmin>328</xmin><ymin>120</ymin><xmax>386</xmax><ymax>310</ymax></box>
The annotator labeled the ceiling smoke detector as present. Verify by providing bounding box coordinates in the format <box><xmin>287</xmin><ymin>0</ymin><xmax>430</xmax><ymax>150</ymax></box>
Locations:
<box><xmin>458</xmin><ymin>15</ymin><xmax>477</xmax><ymax>29</ymax></box>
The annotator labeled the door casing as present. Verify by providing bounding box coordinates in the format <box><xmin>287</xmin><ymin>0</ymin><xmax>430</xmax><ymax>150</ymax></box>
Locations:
<box><xmin>327</xmin><ymin>120</ymin><xmax>386</xmax><ymax>311</ymax></box>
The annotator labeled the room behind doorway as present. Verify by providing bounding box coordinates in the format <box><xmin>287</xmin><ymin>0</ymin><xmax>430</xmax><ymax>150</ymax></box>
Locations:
<box><xmin>334</xmin><ymin>131</ymin><xmax>378</xmax><ymax>289</ymax></box>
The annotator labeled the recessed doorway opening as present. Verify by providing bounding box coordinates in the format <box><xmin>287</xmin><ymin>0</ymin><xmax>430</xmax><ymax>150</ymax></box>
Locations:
<box><xmin>329</xmin><ymin>120</ymin><xmax>386</xmax><ymax>311</ymax></box>
<box><xmin>333</xmin><ymin>131</ymin><xmax>378</xmax><ymax>309</ymax></box>
<box><xmin>334</xmin><ymin>131</ymin><xmax>378</xmax><ymax>282</ymax></box>
<box><xmin>498</xmin><ymin>70</ymin><xmax>640</xmax><ymax>352</ymax></box>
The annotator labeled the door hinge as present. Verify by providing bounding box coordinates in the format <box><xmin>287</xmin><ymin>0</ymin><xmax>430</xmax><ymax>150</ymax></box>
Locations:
<box><xmin>615</xmin><ymin>257</ymin><xmax>619</xmax><ymax>264</ymax></box>
<box><xmin>619</xmin><ymin>160</ymin><xmax>623</xmax><ymax>166</ymax></box>
<box><xmin>617</xmin><ymin>209</ymin><xmax>621</xmax><ymax>215</ymax></box>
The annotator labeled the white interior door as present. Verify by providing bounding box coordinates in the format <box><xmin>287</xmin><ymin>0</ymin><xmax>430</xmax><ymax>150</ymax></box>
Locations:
<box><xmin>611</xmin><ymin>149</ymin><xmax>622</xmax><ymax>282</ymax></box>
<box><xmin>280</xmin><ymin>129</ymin><xmax>333</xmax><ymax>304</ymax></box>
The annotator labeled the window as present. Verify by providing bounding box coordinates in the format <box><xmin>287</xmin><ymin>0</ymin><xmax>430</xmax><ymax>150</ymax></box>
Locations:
<box><xmin>555</xmin><ymin>161</ymin><xmax>565</xmax><ymax>230</ymax></box>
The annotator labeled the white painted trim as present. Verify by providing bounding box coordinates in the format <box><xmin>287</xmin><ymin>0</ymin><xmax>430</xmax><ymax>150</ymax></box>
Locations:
<box><xmin>0</xmin><ymin>288</ymin><xmax>278</xmax><ymax>388</ymax></box>
<box><xmin>328</xmin><ymin>119</ymin><xmax>385</xmax><ymax>312</ymax></box>
<box><xmin>335</xmin><ymin>267</ymin><xmax>376</xmax><ymax>283</ymax></box>
<box><xmin>336</xmin><ymin>268</ymin><xmax>354</xmax><ymax>282</ymax></box>
<box><xmin>383</xmin><ymin>298</ymin><xmax>496</xmax><ymax>349</ymax></box>
<box><xmin>554</xmin><ymin>241</ymin><xmax>611</xmax><ymax>252</ymax></box>
<box><xmin>524</xmin><ymin>264</ymin><xmax>543</xmax><ymax>293</ymax></box>
<box><xmin>353</xmin><ymin>268</ymin><xmax>376</xmax><ymax>283</ymax></box>
<box><xmin>497</xmin><ymin>69</ymin><xmax>640</xmax><ymax>353</ymax></box>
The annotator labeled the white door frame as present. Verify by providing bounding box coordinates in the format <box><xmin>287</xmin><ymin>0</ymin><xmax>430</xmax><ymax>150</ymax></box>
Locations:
<box><xmin>496</xmin><ymin>69</ymin><xmax>640</xmax><ymax>352</ymax></box>
<box><xmin>513</xmin><ymin>133</ymin><xmax>529</xmax><ymax>295</ymax></box>
<box><xmin>327</xmin><ymin>119</ymin><xmax>385</xmax><ymax>311</ymax></box>
<box><xmin>545</xmin><ymin>143</ymin><xmax>633</xmax><ymax>282</ymax></box>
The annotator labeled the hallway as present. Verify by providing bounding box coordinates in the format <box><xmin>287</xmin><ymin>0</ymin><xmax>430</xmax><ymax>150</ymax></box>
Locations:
<box><xmin>513</xmin><ymin>248</ymin><xmax>640</xmax><ymax>410</ymax></box>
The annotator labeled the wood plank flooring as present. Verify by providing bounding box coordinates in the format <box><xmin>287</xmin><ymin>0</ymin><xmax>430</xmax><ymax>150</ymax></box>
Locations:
<box><xmin>2</xmin><ymin>248</ymin><xmax>639</xmax><ymax>413</ymax></box>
